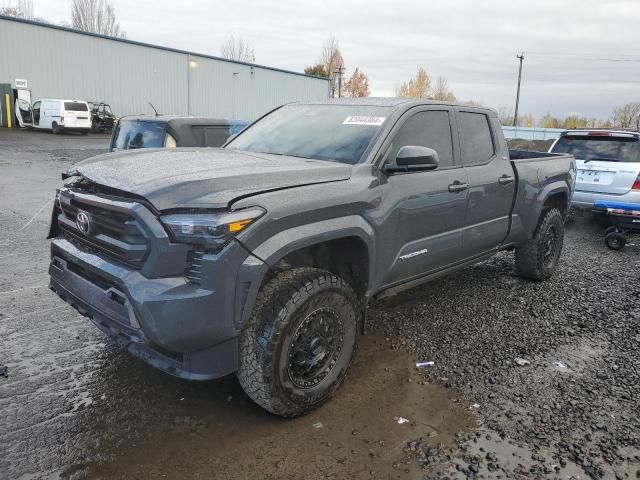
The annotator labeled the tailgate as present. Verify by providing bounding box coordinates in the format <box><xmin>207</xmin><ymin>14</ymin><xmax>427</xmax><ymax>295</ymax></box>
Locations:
<box><xmin>575</xmin><ymin>160</ymin><xmax>640</xmax><ymax>194</ymax></box>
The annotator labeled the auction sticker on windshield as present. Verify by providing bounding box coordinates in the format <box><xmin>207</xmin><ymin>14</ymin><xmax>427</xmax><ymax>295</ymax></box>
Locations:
<box><xmin>343</xmin><ymin>116</ymin><xmax>386</xmax><ymax>126</ymax></box>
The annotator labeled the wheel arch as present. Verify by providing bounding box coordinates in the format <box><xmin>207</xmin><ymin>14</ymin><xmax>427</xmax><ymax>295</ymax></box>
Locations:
<box><xmin>235</xmin><ymin>216</ymin><xmax>375</xmax><ymax>329</ymax></box>
<box><xmin>526</xmin><ymin>182</ymin><xmax>570</xmax><ymax>237</ymax></box>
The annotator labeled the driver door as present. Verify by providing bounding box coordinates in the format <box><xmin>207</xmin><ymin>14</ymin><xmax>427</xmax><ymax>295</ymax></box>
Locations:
<box><xmin>373</xmin><ymin>107</ymin><xmax>469</xmax><ymax>288</ymax></box>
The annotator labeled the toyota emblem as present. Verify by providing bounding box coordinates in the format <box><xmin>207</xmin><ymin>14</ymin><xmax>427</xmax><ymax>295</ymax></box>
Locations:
<box><xmin>75</xmin><ymin>211</ymin><xmax>92</xmax><ymax>235</ymax></box>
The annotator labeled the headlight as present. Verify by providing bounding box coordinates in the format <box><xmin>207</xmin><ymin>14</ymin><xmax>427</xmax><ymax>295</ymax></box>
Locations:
<box><xmin>160</xmin><ymin>207</ymin><xmax>265</xmax><ymax>250</ymax></box>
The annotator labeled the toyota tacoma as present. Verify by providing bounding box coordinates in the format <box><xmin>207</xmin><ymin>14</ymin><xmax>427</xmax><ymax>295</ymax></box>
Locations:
<box><xmin>48</xmin><ymin>99</ymin><xmax>576</xmax><ymax>417</ymax></box>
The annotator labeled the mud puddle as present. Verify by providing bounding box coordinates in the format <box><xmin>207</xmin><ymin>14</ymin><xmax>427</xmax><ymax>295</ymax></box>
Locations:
<box><xmin>71</xmin><ymin>336</ymin><xmax>474</xmax><ymax>479</ymax></box>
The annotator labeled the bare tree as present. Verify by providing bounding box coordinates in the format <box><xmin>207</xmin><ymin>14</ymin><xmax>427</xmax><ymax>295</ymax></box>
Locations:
<box><xmin>431</xmin><ymin>76</ymin><xmax>456</xmax><ymax>102</ymax></box>
<box><xmin>71</xmin><ymin>0</ymin><xmax>125</xmax><ymax>38</ymax></box>
<box><xmin>320</xmin><ymin>37</ymin><xmax>343</xmax><ymax>77</ymax></box>
<box><xmin>319</xmin><ymin>37</ymin><xmax>344</xmax><ymax>97</ymax></box>
<box><xmin>1</xmin><ymin>0</ymin><xmax>34</xmax><ymax>18</ymax></box>
<box><xmin>613</xmin><ymin>102</ymin><xmax>640</xmax><ymax>130</ymax></box>
<box><xmin>221</xmin><ymin>35</ymin><xmax>255</xmax><ymax>63</ymax></box>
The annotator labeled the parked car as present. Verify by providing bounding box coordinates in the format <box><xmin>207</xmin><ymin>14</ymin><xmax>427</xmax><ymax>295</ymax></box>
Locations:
<box><xmin>549</xmin><ymin>130</ymin><xmax>640</xmax><ymax>210</ymax></box>
<box><xmin>88</xmin><ymin>101</ymin><xmax>116</xmax><ymax>132</ymax></box>
<box><xmin>109</xmin><ymin>116</ymin><xmax>250</xmax><ymax>151</ymax></box>
<box><xmin>48</xmin><ymin>99</ymin><xmax>575</xmax><ymax>417</ymax></box>
<box><xmin>15</xmin><ymin>98</ymin><xmax>91</xmax><ymax>134</ymax></box>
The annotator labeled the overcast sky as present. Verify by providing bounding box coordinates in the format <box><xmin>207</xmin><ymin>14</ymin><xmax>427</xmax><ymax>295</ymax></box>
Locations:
<box><xmin>34</xmin><ymin>0</ymin><xmax>640</xmax><ymax>121</ymax></box>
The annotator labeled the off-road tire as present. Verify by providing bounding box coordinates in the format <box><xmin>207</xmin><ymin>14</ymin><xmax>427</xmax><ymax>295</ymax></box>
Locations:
<box><xmin>515</xmin><ymin>208</ymin><xmax>564</xmax><ymax>281</ymax></box>
<box><xmin>51</xmin><ymin>122</ymin><xmax>60</xmax><ymax>134</ymax></box>
<box><xmin>237</xmin><ymin>267</ymin><xmax>359</xmax><ymax>418</ymax></box>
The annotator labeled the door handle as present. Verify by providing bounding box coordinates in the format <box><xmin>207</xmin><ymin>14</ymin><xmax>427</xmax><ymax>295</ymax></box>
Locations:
<box><xmin>498</xmin><ymin>175</ymin><xmax>515</xmax><ymax>185</ymax></box>
<box><xmin>448</xmin><ymin>181</ymin><xmax>468</xmax><ymax>193</ymax></box>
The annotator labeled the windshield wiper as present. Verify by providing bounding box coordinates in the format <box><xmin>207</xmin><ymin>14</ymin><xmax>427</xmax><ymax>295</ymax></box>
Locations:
<box><xmin>260</xmin><ymin>151</ymin><xmax>313</xmax><ymax>160</ymax></box>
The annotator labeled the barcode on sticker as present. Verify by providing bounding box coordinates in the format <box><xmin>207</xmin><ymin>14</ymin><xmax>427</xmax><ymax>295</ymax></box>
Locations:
<box><xmin>343</xmin><ymin>116</ymin><xmax>386</xmax><ymax>126</ymax></box>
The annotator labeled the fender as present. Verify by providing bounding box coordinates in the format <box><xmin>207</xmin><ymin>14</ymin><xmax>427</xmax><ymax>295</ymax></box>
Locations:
<box><xmin>234</xmin><ymin>215</ymin><xmax>375</xmax><ymax>328</ymax></box>
<box><xmin>529</xmin><ymin>180</ymin><xmax>569</xmax><ymax>236</ymax></box>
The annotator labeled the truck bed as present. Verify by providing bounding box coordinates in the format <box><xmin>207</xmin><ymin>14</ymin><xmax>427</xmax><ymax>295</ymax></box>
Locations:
<box><xmin>505</xmin><ymin>150</ymin><xmax>576</xmax><ymax>245</ymax></box>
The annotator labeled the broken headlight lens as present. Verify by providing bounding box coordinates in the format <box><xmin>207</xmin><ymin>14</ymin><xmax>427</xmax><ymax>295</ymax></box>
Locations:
<box><xmin>160</xmin><ymin>207</ymin><xmax>265</xmax><ymax>250</ymax></box>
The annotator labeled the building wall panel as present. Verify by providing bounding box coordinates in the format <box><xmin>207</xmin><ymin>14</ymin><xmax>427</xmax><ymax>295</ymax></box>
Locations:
<box><xmin>0</xmin><ymin>17</ymin><xmax>329</xmax><ymax>120</ymax></box>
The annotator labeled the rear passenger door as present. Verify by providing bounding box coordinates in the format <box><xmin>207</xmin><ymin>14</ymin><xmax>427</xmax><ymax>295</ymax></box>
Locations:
<box><xmin>375</xmin><ymin>107</ymin><xmax>469</xmax><ymax>287</ymax></box>
<box><xmin>457</xmin><ymin>109</ymin><xmax>515</xmax><ymax>255</ymax></box>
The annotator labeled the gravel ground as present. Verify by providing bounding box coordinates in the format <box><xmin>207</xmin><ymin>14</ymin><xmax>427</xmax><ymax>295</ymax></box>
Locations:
<box><xmin>371</xmin><ymin>213</ymin><xmax>640</xmax><ymax>479</ymax></box>
<box><xmin>1</xmin><ymin>129</ymin><xmax>639</xmax><ymax>480</ymax></box>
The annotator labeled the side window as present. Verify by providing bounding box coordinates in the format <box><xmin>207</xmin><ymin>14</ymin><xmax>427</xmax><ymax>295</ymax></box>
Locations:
<box><xmin>459</xmin><ymin>112</ymin><xmax>495</xmax><ymax>165</ymax></box>
<box><xmin>386</xmin><ymin>110</ymin><xmax>454</xmax><ymax>167</ymax></box>
<box><xmin>204</xmin><ymin>127</ymin><xmax>229</xmax><ymax>147</ymax></box>
<box><xmin>190</xmin><ymin>126</ymin><xmax>205</xmax><ymax>145</ymax></box>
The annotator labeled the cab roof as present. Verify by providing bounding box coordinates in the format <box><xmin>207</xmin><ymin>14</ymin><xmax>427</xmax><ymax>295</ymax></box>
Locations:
<box><xmin>299</xmin><ymin>97</ymin><xmax>497</xmax><ymax>115</ymax></box>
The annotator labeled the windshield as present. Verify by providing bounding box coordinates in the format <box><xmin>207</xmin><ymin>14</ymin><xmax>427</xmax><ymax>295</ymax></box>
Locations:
<box><xmin>226</xmin><ymin>104</ymin><xmax>392</xmax><ymax>164</ymax></box>
<box><xmin>551</xmin><ymin>135</ymin><xmax>640</xmax><ymax>162</ymax></box>
<box><xmin>113</xmin><ymin>120</ymin><xmax>166</xmax><ymax>150</ymax></box>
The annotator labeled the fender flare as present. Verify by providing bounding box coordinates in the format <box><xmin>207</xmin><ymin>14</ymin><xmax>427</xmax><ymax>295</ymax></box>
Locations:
<box><xmin>531</xmin><ymin>181</ymin><xmax>570</xmax><ymax>232</ymax></box>
<box><xmin>234</xmin><ymin>215</ymin><xmax>375</xmax><ymax>328</ymax></box>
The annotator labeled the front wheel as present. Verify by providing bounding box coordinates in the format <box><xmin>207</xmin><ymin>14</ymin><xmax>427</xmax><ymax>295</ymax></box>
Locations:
<box><xmin>515</xmin><ymin>208</ymin><xmax>565</xmax><ymax>281</ymax></box>
<box><xmin>237</xmin><ymin>268</ymin><xmax>359</xmax><ymax>418</ymax></box>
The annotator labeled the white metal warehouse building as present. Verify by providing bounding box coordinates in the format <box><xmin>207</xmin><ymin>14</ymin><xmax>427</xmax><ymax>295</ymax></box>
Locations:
<box><xmin>0</xmin><ymin>15</ymin><xmax>329</xmax><ymax>120</ymax></box>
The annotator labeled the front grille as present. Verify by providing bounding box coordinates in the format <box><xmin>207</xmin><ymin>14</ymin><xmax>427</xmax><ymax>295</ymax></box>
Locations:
<box><xmin>185</xmin><ymin>248</ymin><xmax>204</xmax><ymax>284</ymax></box>
<box><xmin>58</xmin><ymin>192</ymin><xmax>149</xmax><ymax>268</ymax></box>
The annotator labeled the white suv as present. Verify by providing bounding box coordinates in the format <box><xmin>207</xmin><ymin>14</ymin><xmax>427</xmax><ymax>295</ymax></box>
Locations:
<box><xmin>549</xmin><ymin>130</ymin><xmax>640</xmax><ymax>210</ymax></box>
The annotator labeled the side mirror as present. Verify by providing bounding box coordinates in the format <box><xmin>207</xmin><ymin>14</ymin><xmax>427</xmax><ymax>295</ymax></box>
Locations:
<box><xmin>384</xmin><ymin>146</ymin><xmax>439</xmax><ymax>174</ymax></box>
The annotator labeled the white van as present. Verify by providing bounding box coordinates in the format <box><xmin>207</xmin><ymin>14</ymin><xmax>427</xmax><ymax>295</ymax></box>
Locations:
<box><xmin>15</xmin><ymin>98</ymin><xmax>91</xmax><ymax>134</ymax></box>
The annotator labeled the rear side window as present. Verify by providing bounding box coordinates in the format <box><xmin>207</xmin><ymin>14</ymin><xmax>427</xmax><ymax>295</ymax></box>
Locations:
<box><xmin>113</xmin><ymin>121</ymin><xmax>166</xmax><ymax>149</ymax></box>
<box><xmin>386</xmin><ymin>110</ymin><xmax>454</xmax><ymax>167</ymax></box>
<box><xmin>459</xmin><ymin>112</ymin><xmax>495</xmax><ymax>165</ymax></box>
<box><xmin>64</xmin><ymin>102</ymin><xmax>88</xmax><ymax>112</ymax></box>
<box><xmin>190</xmin><ymin>126</ymin><xmax>231</xmax><ymax>147</ymax></box>
<box><xmin>204</xmin><ymin>127</ymin><xmax>230</xmax><ymax>147</ymax></box>
<box><xmin>551</xmin><ymin>135</ymin><xmax>640</xmax><ymax>163</ymax></box>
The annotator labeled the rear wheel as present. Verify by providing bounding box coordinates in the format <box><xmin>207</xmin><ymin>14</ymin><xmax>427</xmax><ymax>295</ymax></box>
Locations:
<box><xmin>515</xmin><ymin>208</ymin><xmax>564</xmax><ymax>281</ymax></box>
<box><xmin>237</xmin><ymin>267</ymin><xmax>359</xmax><ymax>418</ymax></box>
<box><xmin>605</xmin><ymin>231</ymin><xmax>626</xmax><ymax>250</ymax></box>
<box><xmin>51</xmin><ymin>122</ymin><xmax>60</xmax><ymax>134</ymax></box>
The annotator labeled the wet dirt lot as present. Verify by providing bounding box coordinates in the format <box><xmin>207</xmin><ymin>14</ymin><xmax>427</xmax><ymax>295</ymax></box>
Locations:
<box><xmin>1</xmin><ymin>129</ymin><xmax>639</xmax><ymax>480</ymax></box>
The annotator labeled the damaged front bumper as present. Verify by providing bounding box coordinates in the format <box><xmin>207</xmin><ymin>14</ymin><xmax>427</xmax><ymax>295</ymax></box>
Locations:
<box><xmin>49</xmin><ymin>238</ymin><xmax>239</xmax><ymax>380</ymax></box>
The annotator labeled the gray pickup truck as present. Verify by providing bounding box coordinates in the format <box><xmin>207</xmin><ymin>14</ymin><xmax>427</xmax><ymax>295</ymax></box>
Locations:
<box><xmin>48</xmin><ymin>99</ymin><xmax>576</xmax><ymax>417</ymax></box>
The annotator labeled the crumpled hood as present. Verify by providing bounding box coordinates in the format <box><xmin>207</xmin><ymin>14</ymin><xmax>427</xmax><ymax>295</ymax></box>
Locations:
<box><xmin>72</xmin><ymin>148</ymin><xmax>352</xmax><ymax>210</ymax></box>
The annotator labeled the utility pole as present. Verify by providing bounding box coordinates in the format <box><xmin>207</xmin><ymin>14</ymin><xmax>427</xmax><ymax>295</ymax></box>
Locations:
<box><xmin>334</xmin><ymin>64</ymin><xmax>345</xmax><ymax>98</ymax></box>
<box><xmin>513</xmin><ymin>53</ymin><xmax>524</xmax><ymax>127</ymax></box>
